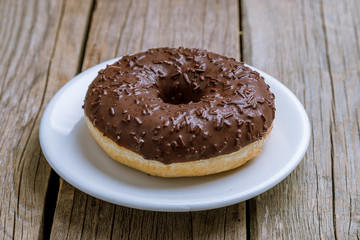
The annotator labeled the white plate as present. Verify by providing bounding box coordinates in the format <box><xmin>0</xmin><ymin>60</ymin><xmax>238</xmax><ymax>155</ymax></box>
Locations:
<box><xmin>40</xmin><ymin>58</ymin><xmax>310</xmax><ymax>212</ymax></box>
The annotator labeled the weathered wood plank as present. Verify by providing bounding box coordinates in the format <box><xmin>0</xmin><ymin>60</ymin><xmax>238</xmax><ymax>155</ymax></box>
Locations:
<box><xmin>50</xmin><ymin>0</ymin><xmax>245</xmax><ymax>239</ymax></box>
<box><xmin>0</xmin><ymin>0</ymin><xmax>93</xmax><ymax>239</ymax></box>
<box><xmin>242</xmin><ymin>0</ymin><xmax>359</xmax><ymax>239</ymax></box>
<box><xmin>321</xmin><ymin>0</ymin><xmax>360</xmax><ymax>238</ymax></box>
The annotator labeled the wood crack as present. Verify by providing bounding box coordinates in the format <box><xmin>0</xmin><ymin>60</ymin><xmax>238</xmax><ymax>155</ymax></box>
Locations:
<box><xmin>329</xmin><ymin>120</ymin><xmax>337</xmax><ymax>240</ymax></box>
<box><xmin>200</xmin><ymin>0</ymin><xmax>207</xmax><ymax>49</ymax></box>
<box><xmin>315</xmin><ymin>161</ymin><xmax>321</xmax><ymax>238</ymax></box>
<box><xmin>319</xmin><ymin>1</ymin><xmax>338</xmax><ymax>239</ymax></box>
<box><xmin>356</xmin><ymin>110</ymin><xmax>360</xmax><ymax>140</ymax></box>
<box><xmin>151</xmin><ymin>212</ymin><xmax>156</xmax><ymax>238</ymax></box>
<box><xmin>64</xmin><ymin>188</ymin><xmax>76</xmax><ymax>240</ymax></box>
<box><xmin>77</xmin><ymin>0</ymin><xmax>97</xmax><ymax>73</ymax></box>
<box><xmin>223</xmin><ymin>1</ymin><xmax>230</xmax><ymax>55</ymax></box>
<box><xmin>239</xmin><ymin>0</ymin><xmax>243</xmax><ymax>62</ymax></box>
<box><xmin>190</xmin><ymin>212</ymin><xmax>194</xmax><ymax>240</ymax></box>
<box><xmin>139</xmin><ymin>210</ymin><xmax>145</xmax><ymax>240</ymax></box>
<box><xmin>127</xmin><ymin>208</ymin><xmax>134</xmax><ymax>239</ymax></box>
<box><xmin>109</xmin><ymin>206</ymin><xmax>116</xmax><ymax>239</ymax></box>
<box><xmin>239</xmin><ymin>1</ymin><xmax>249</xmax><ymax>239</ymax></box>
<box><xmin>139</xmin><ymin>0</ymin><xmax>149</xmax><ymax>50</ymax></box>
<box><xmin>246</xmin><ymin>201</ymin><xmax>250</xmax><ymax>240</ymax></box>
<box><xmin>42</xmin><ymin>171</ymin><xmax>60</xmax><ymax>240</ymax></box>
<box><xmin>13</xmin><ymin>161</ymin><xmax>25</xmax><ymax>240</ymax></box>
<box><xmin>38</xmin><ymin>0</ymin><xmax>67</xmax><ymax>238</ymax></box>
<box><xmin>79</xmin><ymin>196</ymin><xmax>89</xmax><ymax>239</ymax></box>
<box><xmin>223</xmin><ymin>207</ymin><xmax>228</xmax><ymax>240</ymax></box>
<box><xmin>348</xmin><ymin>195</ymin><xmax>352</xmax><ymax>236</ymax></box>
<box><xmin>115</xmin><ymin>0</ymin><xmax>132</xmax><ymax>56</ymax></box>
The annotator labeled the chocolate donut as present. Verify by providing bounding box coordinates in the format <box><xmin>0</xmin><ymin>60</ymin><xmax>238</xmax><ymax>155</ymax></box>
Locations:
<box><xmin>83</xmin><ymin>47</ymin><xmax>275</xmax><ymax>177</ymax></box>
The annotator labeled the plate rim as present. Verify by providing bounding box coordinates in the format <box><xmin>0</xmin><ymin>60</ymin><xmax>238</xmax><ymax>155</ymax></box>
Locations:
<box><xmin>40</xmin><ymin>58</ymin><xmax>311</xmax><ymax>212</ymax></box>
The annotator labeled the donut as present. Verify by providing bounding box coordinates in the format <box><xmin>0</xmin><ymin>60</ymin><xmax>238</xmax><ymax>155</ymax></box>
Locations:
<box><xmin>83</xmin><ymin>47</ymin><xmax>275</xmax><ymax>177</ymax></box>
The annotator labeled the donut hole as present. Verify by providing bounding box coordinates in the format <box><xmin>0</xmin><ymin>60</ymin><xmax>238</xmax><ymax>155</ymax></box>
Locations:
<box><xmin>157</xmin><ymin>79</ymin><xmax>204</xmax><ymax>105</ymax></box>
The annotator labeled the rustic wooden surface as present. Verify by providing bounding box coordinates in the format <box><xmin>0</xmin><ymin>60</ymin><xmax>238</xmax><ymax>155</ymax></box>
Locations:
<box><xmin>243</xmin><ymin>0</ymin><xmax>360</xmax><ymax>239</ymax></box>
<box><xmin>0</xmin><ymin>0</ymin><xmax>358</xmax><ymax>239</ymax></box>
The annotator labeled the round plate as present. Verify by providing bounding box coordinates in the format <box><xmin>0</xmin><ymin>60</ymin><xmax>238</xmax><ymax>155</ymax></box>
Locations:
<box><xmin>40</xmin><ymin>58</ymin><xmax>310</xmax><ymax>212</ymax></box>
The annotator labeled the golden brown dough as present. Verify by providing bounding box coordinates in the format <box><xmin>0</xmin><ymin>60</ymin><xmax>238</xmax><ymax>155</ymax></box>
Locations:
<box><xmin>85</xmin><ymin>116</ymin><xmax>272</xmax><ymax>177</ymax></box>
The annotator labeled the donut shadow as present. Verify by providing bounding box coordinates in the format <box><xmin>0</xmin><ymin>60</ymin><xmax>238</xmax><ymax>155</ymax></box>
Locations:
<box><xmin>72</xmin><ymin>118</ymin><xmax>243</xmax><ymax>190</ymax></box>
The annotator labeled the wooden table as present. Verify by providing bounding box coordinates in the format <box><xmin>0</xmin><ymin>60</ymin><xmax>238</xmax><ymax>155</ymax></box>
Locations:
<box><xmin>1</xmin><ymin>0</ymin><xmax>359</xmax><ymax>239</ymax></box>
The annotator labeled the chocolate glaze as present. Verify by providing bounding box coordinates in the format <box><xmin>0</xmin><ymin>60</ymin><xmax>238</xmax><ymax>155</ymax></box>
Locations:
<box><xmin>83</xmin><ymin>47</ymin><xmax>275</xmax><ymax>164</ymax></box>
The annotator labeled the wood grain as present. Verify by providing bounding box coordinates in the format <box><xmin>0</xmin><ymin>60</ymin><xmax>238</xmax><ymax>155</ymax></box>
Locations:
<box><xmin>50</xmin><ymin>0</ymin><xmax>245</xmax><ymax>239</ymax></box>
<box><xmin>242</xmin><ymin>0</ymin><xmax>359</xmax><ymax>239</ymax></box>
<box><xmin>1</xmin><ymin>0</ymin><xmax>358</xmax><ymax>238</ymax></box>
<box><xmin>0</xmin><ymin>0</ymin><xmax>93</xmax><ymax>239</ymax></box>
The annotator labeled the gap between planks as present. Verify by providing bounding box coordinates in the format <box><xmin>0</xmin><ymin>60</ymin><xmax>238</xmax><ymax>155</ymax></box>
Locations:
<box><xmin>41</xmin><ymin>0</ymin><xmax>97</xmax><ymax>238</ymax></box>
<box><xmin>238</xmin><ymin>0</ymin><xmax>252</xmax><ymax>240</ymax></box>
